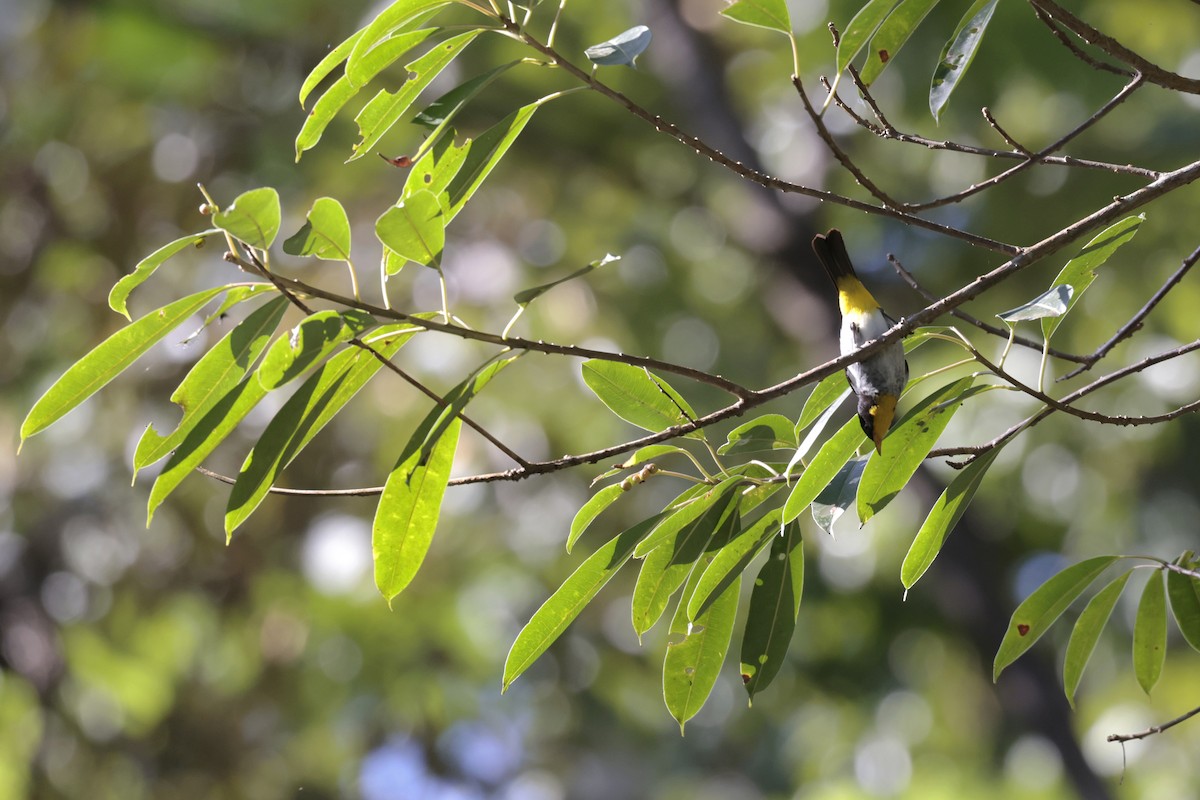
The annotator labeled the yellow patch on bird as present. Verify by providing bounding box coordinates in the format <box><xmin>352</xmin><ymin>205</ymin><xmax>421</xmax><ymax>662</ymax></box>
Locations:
<box><xmin>836</xmin><ymin>277</ymin><xmax>880</xmax><ymax>316</ymax></box>
<box><xmin>869</xmin><ymin>393</ymin><xmax>899</xmax><ymax>453</ymax></box>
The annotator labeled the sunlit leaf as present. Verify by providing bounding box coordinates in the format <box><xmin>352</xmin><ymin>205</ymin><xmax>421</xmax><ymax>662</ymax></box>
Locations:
<box><xmin>1063</xmin><ymin>570</ymin><xmax>1131</xmax><ymax>707</ymax></box>
<box><xmin>634</xmin><ymin>477</ymin><xmax>744</xmax><ymax>558</ymax></box>
<box><xmin>663</xmin><ymin>570</ymin><xmax>739</xmax><ymax>733</ymax></box>
<box><xmin>283</xmin><ymin>197</ymin><xmax>352</xmax><ymax>261</ymax></box>
<box><xmin>584</xmin><ymin>25</ymin><xmax>653</xmax><ymax>68</ymax></box>
<box><xmin>795</xmin><ymin>372</ymin><xmax>850</xmax><ymax>436</ymax></box>
<box><xmin>225</xmin><ymin>326</ymin><xmax>418</xmax><ymax>534</ymax></box>
<box><xmin>444</xmin><ymin>101</ymin><xmax>542</xmax><ymax>221</ymax></box>
<box><xmin>688</xmin><ymin>508</ymin><xmax>782</xmax><ymax>621</ymax></box>
<box><xmin>719</xmin><ymin>0</ymin><xmax>791</xmax><ymax>34</ymax></box>
<box><xmin>786</xmin><ymin>386</ymin><xmax>852</xmax><ymax>477</ymax></box>
<box><xmin>503</xmin><ymin>516</ymin><xmax>660</xmax><ymax>691</ymax></box>
<box><xmin>213</xmin><ymin>188</ymin><xmax>281</xmax><ymax>250</ymax></box>
<box><xmin>403</xmin><ymin>129</ymin><xmax>471</xmax><ymax>213</ymax></box>
<box><xmin>582</xmin><ymin>360</ymin><xmax>697</xmax><ymax>435</ymax></box>
<box><xmin>720</xmin><ymin>414</ymin><xmax>797</xmax><ymax>456</ymax></box>
<box><xmin>837</xmin><ymin>0</ymin><xmax>901</xmax><ymax>74</ymax></box>
<box><xmin>376</xmin><ymin>190</ymin><xmax>445</xmax><ymax>271</ymax></box>
<box><xmin>109</xmin><ymin>229</ymin><xmax>221</xmax><ymax>319</ymax></box>
<box><xmin>996</xmin><ymin>285</ymin><xmax>1073</xmax><ymax>324</ymax></box>
<box><xmin>134</xmin><ymin>296</ymin><xmax>290</xmax><ymax>473</ymax></box>
<box><xmin>782</xmin><ymin>417</ymin><xmax>866</xmax><ymax>523</ymax></box>
<box><xmin>929</xmin><ymin>0</ymin><xmax>999</xmax><ymax>122</ymax></box>
<box><xmin>1041</xmin><ymin>215</ymin><xmax>1144</xmax><ymax>339</ymax></box>
<box><xmin>299</xmin><ymin>29</ymin><xmax>364</xmax><ymax>107</ymax></box>
<box><xmin>345</xmin><ymin>1</ymin><xmax>455</xmax><ymax>86</ymax></box>
<box><xmin>21</xmin><ymin>285</ymin><xmax>231</xmax><ymax>445</ymax></box>
<box><xmin>1133</xmin><ymin>570</ymin><xmax>1167</xmax><ymax>694</ymax></box>
<box><xmin>857</xmin><ymin>377</ymin><xmax>979</xmax><ymax>524</ymax></box>
<box><xmin>993</xmin><ymin>556</ymin><xmax>1118</xmax><ymax>681</ymax></box>
<box><xmin>256</xmin><ymin>310</ymin><xmax>376</xmax><ymax>389</ymax></box>
<box><xmin>901</xmin><ymin>446</ymin><xmax>1002</xmax><ymax>590</ymax></box>
<box><xmin>413</xmin><ymin>62</ymin><xmax>520</xmax><ymax>130</ymax></box>
<box><xmin>740</xmin><ymin>519</ymin><xmax>803</xmax><ymax>701</ymax></box>
<box><xmin>1167</xmin><ymin>553</ymin><xmax>1200</xmax><ymax>653</ymax></box>
<box><xmin>860</xmin><ymin>0</ymin><xmax>941</xmax><ymax>85</ymax></box>
<box><xmin>811</xmin><ymin>456</ymin><xmax>868</xmax><ymax>535</ymax></box>
<box><xmin>567</xmin><ymin>483</ymin><xmax>626</xmax><ymax>554</ymax></box>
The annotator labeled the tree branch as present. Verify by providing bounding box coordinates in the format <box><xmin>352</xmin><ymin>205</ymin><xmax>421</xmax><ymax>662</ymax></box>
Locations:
<box><xmin>1107</xmin><ymin>704</ymin><xmax>1200</xmax><ymax>743</ymax></box>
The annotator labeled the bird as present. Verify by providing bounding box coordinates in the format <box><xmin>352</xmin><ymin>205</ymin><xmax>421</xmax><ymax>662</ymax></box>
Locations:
<box><xmin>811</xmin><ymin>229</ymin><xmax>909</xmax><ymax>454</ymax></box>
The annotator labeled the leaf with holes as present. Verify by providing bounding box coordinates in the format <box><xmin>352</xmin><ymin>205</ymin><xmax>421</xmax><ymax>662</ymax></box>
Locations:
<box><xmin>929</xmin><ymin>0</ymin><xmax>998</xmax><ymax>121</ymax></box>
<box><xmin>376</xmin><ymin>190</ymin><xmax>445</xmax><ymax>272</ymax></box>
<box><xmin>740</xmin><ymin>519</ymin><xmax>803</xmax><ymax>701</ymax></box>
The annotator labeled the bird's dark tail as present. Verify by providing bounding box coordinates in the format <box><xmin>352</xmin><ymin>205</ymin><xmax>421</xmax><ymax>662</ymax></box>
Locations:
<box><xmin>811</xmin><ymin>229</ymin><xmax>859</xmax><ymax>285</ymax></box>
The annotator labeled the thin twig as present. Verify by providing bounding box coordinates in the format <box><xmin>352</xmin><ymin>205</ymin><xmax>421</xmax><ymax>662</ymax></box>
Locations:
<box><xmin>1108</xmin><ymin>704</ymin><xmax>1200</xmax><ymax>743</ymax></box>
<box><xmin>1029</xmin><ymin>3</ymin><xmax>1132</xmax><ymax>77</ymax></box>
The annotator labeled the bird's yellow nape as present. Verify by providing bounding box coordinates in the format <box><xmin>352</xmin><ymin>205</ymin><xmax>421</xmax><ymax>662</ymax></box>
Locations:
<box><xmin>870</xmin><ymin>394</ymin><xmax>899</xmax><ymax>453</ymax></box>
<box><xmin>835</xmin><ymin>276</ymin><xmax>881</xmax><ymax>317</ymax></box>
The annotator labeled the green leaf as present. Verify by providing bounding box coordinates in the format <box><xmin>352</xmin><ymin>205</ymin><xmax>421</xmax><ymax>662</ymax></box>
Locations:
<box><xmin>513</xmin><ymin>254</ymin><xmax>619</xmax><ymax>306</ymax></box>
<box><xmin>634</xmin><ymin>477</ymin><xmax>744</xmax><ymax>558</ymax></box>
<box><xmin>582</xmin><ymin>360</ymin><xmax>697</xmax><ymax>436</ymax></box>
<box><xmin>901</xmin><ymin>446</ymin><xmax>1002</xmax><ymax>590</ymax></box>
<box><xmin>345</xmin><ymin>1</ymin><xmax>455</xmax><ymax>86</ymax></box>
<box><xmin>567</xmin><ymin>483</ymin><xmax>626</xmax><ymax>554</ymax></box>
<box><xmin>283</xmin><ymin>197</ymin><xmax>352</xmax><ymax>261</ymax></box>
<box><xmin>996</xmin><ymin>285</ymin><xmax>1073</xmax><ymax>324</ymax></box>
<box><xmin>213</xmin><ymin>188</ymin><xmax>281</xmax><ymax>250</ymax></box>
<box><xmin>503</xmin><ymin>516</ymin><xmax>659</xmax><ymax>691</ymax></box>
<box><xmin>21</xmin><ymin>284</ymin><xmax>230</xmax><ymax>445</ymax></box>
<box><xmin>787</xmin><ymin>385</ymin><xmax>853</xmax><ymax>477</ymax></box>
<box><xmin>811</xmin><ymin>456</ymin><xmax>868</xmax><ymax>536</ymax></box>
<box><xmin>719</xmin><ymin>0</ymin><xmax>791</xmax><ymax>33</ymax></box>
<box><xmin>993</xmin><ymin>556</ymin><xmax>1118</xmax><ymax>682</ymax></box>
<box><xmin>350</xmin><ymin>30</ymin><xmax>484</xmax><ymax>162</ymax></box>
<box><xmin>1133</xmin><ymin>569</ymin><xmax>1167</xmax><ymax>694</ymax></box>
<box><xmin>225</xmin><ymin>326</ymin><xmax>418</xmax><ymax>535</ymax></box>
<box><xmin>837</xmin><ymin>0</ymin><xmax>901</xmax><ymax>74</ymax></box>
<box><xmin>719</xmin><ymin>414</ymin><xmax>797</xmax><ymax>456</ymax></box>
<box><xmin>373</xmin><ymin>417</ymin><xmax>461</xmax><ymax>603</ymax></box>
<box><xmin>740</xmin><ymin>520</ymin><xmax>804</xmax><ymax>701</ymax></box>
<box><xmin>584</xmin><ymin>25</ymin><xmax>653</xmax><ymax>68</ymax></box>
<box><xmin>134</xmin><ymin>296</ymin><xmax>290</xmax><ymax>473</ymax></box>
<box><xmin>929</xmin><ymin>0</ymin><xmax>998</xmax><ymax>121</ymax></box>
<box><xmin>795</xmin><ymin>372</ymin><xmax>850</xmax><ymax>436</ymax></box>
<box><xmin>376</xmin><ymin>190</ymin><xmax>445</xmax><ymax>272</ymax></box>
<box><xmin>413</xmin><ymin>62</ymin><xmax>520</xmax><ymax>131</ymax></box>
<box><xmin>782</xmin><ymin>417</ymin><xmax>866</xmax><ymax>523</ymax></box>
<box><xmin>688</xmin><ymin>508</ymin><xmax>782</xmax><ymax>621</ymax></box>
<box><xmin>108</xmin><ymin>229</ymin><xmax>221</xmax><ymax>319</ymax></box>
<box><xmin>1041</xmin><ymin>215</ymin><xmax>1144</xmax><ymax>339</ymax></box>
<box><xmin>860</xmin><ymin>0</ymin><xmax>942</xmax><ymax>85</ymax></box>
<box><xmin>299</xmin><ymin>29</ymin><xmax>364</xmax><ymax>107</ymax></box>
<box><xmin>857</xmin><ymin>377</ymin><xmax>977</xmax><ymax>524</ymax></box>
<box><xmin>147</xmin><ymin>374</ymin><xmax>270</xmax><ymax>523</ymax></box>
<box><xmin>663</xmin><ymin>571</ymin><xmax>740</xmax><ymax>733</ymax></box>
<box><xmin>444</xmin><ymin>101</ymin><xmax>542</xmax><ymax>221</ymax></box>
<box><xmin>1063</xmin><ymin>570</ymin><xmax>1131</xmax><ymax>708</ymax></box>
<box><xmin>257</xmin><ymin>310</ymin><xmax>376</xmax><ymax>390</ymax></box>
<box><xmin>1166</xmin><ymin>553</ymin><xmax>1200</xmax><ymax>652</ymax></box>
<box><xmin>632</xmin><ymin>495</ymin><xmax>738</xmax><ymax>637</ymax></box>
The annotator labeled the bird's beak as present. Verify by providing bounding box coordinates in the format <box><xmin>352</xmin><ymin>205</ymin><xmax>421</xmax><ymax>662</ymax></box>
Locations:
<box><xmin>871</xmin><ymin>395</ymin><xmax>898</xmax><ymax>454</ymax></box>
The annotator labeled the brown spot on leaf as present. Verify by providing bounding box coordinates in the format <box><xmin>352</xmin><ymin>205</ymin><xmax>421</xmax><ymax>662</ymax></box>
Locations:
<box><xmin>1017</xmin><ymin>624</ymin><xmax>1030</xmax><ymax>636</ymax></box>
<box><xmin>878</xmin><ymin>49</ymin><xmax>890</xmax><ymax>63</ymax></box>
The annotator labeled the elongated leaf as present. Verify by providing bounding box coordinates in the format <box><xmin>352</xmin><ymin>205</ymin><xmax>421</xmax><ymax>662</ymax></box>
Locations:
<box><xmin>201</xmin><ymin>284</ymin><xmax>279</xmax><ymax>326</ymax></box>
<box><xmin>782</xmin><ymin>417</ymin><xmax>866</xmax><ymax>523</ymax></box>
<box><xmin>284</xmin><ymin>197</ymin><xmax>352</xmax><ymax>261</ymax></box>
<box><xmin>993</xmin><ymin>556</ymin><xmax>1118</xmax><ymax>681</ymax></box>
<box><xmin>225</xmin><ymin>326</ymin><xmax>418</xmax><ymax>534</ymax></box>
<box><xmin>403</xmin><ymin>129</ymin><xmax>470</xmax><ymax>212</ymax></box>
<box><xmin>147</xmin><ymin>374</ymin><xmax>270</xmax><ymax>523</ymax></box>
<box><xmin>901</xmin><ymin>446</ymin><xmax>1002</xmax><ymax>590</ymax></box>
<box><xmin>413</xmin><ymin>62</ymin><xmax>519</xmax><ymax>130</ymax></box>
<box><xmin>299</xmin><ymin>29</ymin><xmax>364</xmax><ymax>107</ymax></box>
<box><xmin>373</xmin><ymin>417</ymin><xmax>460</xmax><ymax>602</ymax></box>
<box><xmin>632</xmin><ymin>496</ymin><xmax>738</xmax><ymax>637</ymax></box>
<box><xmin>857</xmin><ymin>377</ymin><xmax>977</xmax><ymax>524</ymax></box>
<box><xmin>1063</xmin><ymin>570</ymin><xmax>1131</xmax><ymax>707</ymax></box>
<box><xmin>444</xmin><ymin>101</ymin><xmax>541</xmax><ymax>221</ymax></box>
<box><xmin>664</xmin><ymin>572</ymin><xmax>740</xmax><ymax>733</ymax></box>
<box><xmin>567</xmin><ymin>483</ymin><xmax>626</xmax><ymax>553</ymax></box>
<box><xmin>860</xmin><ymin>0</ymin><xmax>942</xmax><ymax>85</ymax></box>
<box><xmin>688</xmin><ymin>508</ymin><xmax>782</xmax><ymax>621</ymax></box>
<box><xmin>585</xmin><ymin>26</ymin><xmax>652</xmax><ymax>68</ymax></box>
<box><xmin>1042</xmin><ymin>215</ymin><xmax>1143</xmax><ymax>339</ymax></box>
<box><xmin>787</xmin><ymin>386</ymin><xmax>852</xmax><ymax>477</ymax></box>
<box><xmin>929</xmin><ymin>0</ymin><xmax>998</xmax><ymax>121</ymax></box>
<box><xmin>1167</xmin><ymin>553</ymin><xmax>1200</xmax><ymax>652</ymax></box>
<box><xmin>996</xmin><ymin>285</ymin><xmax>1073</xmax><ymax>324</ymax></box>
<box><xmin>21</xmin><ymin>285</ymin><xmax>230</xmax><ymax>445</ymax></box>
<box><xmin>582</xmin><ymin>360</ymin><xmax>696</xmax><ymax>435</ymax></box>
<box><xmin>346</xmin><ymin>0</ymin><xmax>454</xmax><ymax>86</ymax></box>
<box><xmin>350</xmin><ymin>31</ymin><xmax>483</xmax><ymax>162</ymax></box>
<box><xmin>514</xmin><ymin>254</ymin><xmax>619</xmax><ymax>306</ymax></box>
<box><xmin>720</xmin><ymin>414</ymin><xmax>797</xmax><ymax>456</ymax></box>
<box><xmin>838</xmin><ymin>0</ymin><xmax>901</xmax><ymax>73</ymax></box>
<box><xmin>135</xmin><ymin>296</ymin><xmax>289</xmax><ymax>473</ymax></box>
<box><xmin>503</xmin><ymin>516</ymin><xmax>659</xmax><ymax>690</ymax></box>
<box><xmin>1133</xmin><ymin>570</ymin><xmax>1167</xmax><ymax>694</ymax></box>
<box><xmin>719</xmin><ymin>0</ymin><xmax>791</xmax><ymax>33</ymax></box>
<box><xmin>811</xmin><ymin>456</ymin><xmax>868</xmax><ymax>535</ymax></box>
<box><xmin>214</xmin><ymin>188</ymin><xmax>281</xmax><ymax>250</ymax></box>
<box><xmin>740</xmin><ymin>520</ymin><xmax>804</xmax><ymax>700</ymax></box>
<box><xmin>795</xmin><ymin>372</ymin><xmax>850</xmax><ymax>435</ymax></box>
<box><xmin>376</xmin><ymin>190</ymin><xmax>445</xmax><ymax>271</ymax></box>
<box><xmin>257</xmin><ymin>310</ymin><xmax>376</xmax><ymax>389</ymax></box>
<box><xmin>109</xmin><ymin>229</ymin><xmax>220</xmax><ymax>319</ymax></box>
<box><xmin>634</xmin><ymin>476</ymin><xmax>743</xmax><ymax>558</ymax></box>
